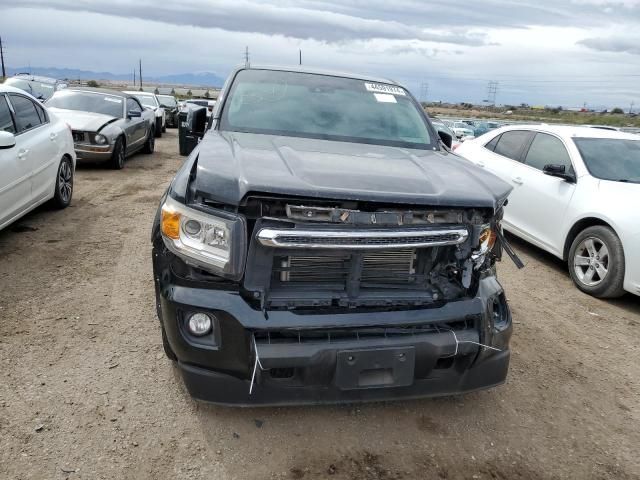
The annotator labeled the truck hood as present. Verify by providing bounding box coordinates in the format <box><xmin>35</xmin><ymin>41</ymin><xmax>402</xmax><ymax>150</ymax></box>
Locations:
<box><xmin>193</xmin><ymin>131</ymin><xmax>512</xmax><ymax>210</ymax></box>
<box><xmin>48</xmin><ymin>108</ymin><xmax>118</xmax><ymax>132</ymax></box>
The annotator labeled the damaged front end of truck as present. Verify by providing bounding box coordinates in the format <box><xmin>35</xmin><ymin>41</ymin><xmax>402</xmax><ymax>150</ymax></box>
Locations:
<box><xmin>151</xmin><ymin>66</ymin><xmax>518</xmax><ymax>405</ymax></box>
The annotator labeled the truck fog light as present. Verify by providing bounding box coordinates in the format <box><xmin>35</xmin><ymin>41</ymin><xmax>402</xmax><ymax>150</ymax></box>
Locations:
<box><xmin>187</xmin><ymin>313</ymin><xmax>212</xmax><ymax>336</ymax></box>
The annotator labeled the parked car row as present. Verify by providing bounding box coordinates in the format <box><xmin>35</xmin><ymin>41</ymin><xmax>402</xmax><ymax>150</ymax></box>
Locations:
<box><xmin>0</xmin><ymin>80</ymin><xmax>181</xmax><ymax>230</ymax></box>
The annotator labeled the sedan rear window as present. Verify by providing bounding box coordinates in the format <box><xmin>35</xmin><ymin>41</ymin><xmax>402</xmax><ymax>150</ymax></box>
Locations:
<box><xmin>220</xmin><ymin>69</ymin><xmax>433</xmax><ymax>149</ymax></box>
<box><xmin>574</xmin><ymin>137</ymin><xmax>640</xmax><ymax>183</ymax></box>
<box><xmin>47</xmin><ymin>91</ymin><xmax>123</xmax><ymax>117</ymax></box>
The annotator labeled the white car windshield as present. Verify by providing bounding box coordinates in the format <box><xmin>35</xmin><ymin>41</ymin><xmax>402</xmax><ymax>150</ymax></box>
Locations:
<box><xmin>5</xmin><ymin>78</ymin><xmax>56</xmax><ymax>100</ymax></box>
<box><xmin>47</xmin><ymin>90</ymin><xmax>124</xmax><ymax>117</ymax></box>
<box><xmin>574</xmin><ymin>137</ymin><xmax>640</xmax><ymax>183</ymax></box>
<box><xmin>135</xmin><ymin>95</ymin><xmax>158</xmax><ymax>108</ymax></box>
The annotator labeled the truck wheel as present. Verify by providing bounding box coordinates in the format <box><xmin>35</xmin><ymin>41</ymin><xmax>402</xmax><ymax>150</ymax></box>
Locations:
<box><xmin>142</xmin><ymin>128</ymin><xmax>155</xmax><ymax>154</ymax></box>
<box><xmin>161</xmin><ymin>327</ymin><xmax>177</xmax><ymax>361</ymax></box>
<box><xmin>568</xmin><ymin>225</ymin><xmax>625</xmax><ymax>298</ymax></box>
<box><xmin>155</xmin><ymin>117</ymin><xmax>162</xmax><ymax>138</ymax></box>
<box><xmin>110</xmin><ymin>137</ymin><xmax>126</xmax><ymax>170</ymax></box>
<box><xmin>52</xmin><ymin>156</ymin><xmax>73</xmax><ymax>209</ymax></box>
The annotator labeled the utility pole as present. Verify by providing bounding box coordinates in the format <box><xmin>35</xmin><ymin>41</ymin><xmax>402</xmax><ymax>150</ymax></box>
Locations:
<box><xmin>133</xmin><ymin>68</ymin><xmax>136</xmax><ymax>87</ymax></box>
<box><xmin>299</xmin><ymin>49</ymin><xmax>302</xmax><ymax>66</ymax></box>
<box><xmin>630</xmin><ymin>101</ymin><xmax>635</xmax><ymax>115</ymax></box>
<box><xmin>0</xmin><ymin>36</ymin><xmax>6</xmax><ymax>80</ymax></box>
<box><xmin>244</xmin><ymin>46</ymin><xmax>250</xmax><ymax>68</ymax></box>
<box><xmin>486</xmin><ymin>81</ymin><xmax>498</xmax><ymax>106</ymax></box>
<box><xmin>139</xmin><ymin>59</ymin><xmax>142</xmax><ymax>91</ymax></box>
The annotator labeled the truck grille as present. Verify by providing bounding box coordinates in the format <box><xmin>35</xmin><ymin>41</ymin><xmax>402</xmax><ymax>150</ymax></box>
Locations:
<box><xmin>257</xmin><ymin>227</ymin><xmax>468</xmax><ymax>249</ymax></box>
<box><xmin>275</xmin><ymin>249</ymin><xmax>416</xmax><ymax>286</ymax></box>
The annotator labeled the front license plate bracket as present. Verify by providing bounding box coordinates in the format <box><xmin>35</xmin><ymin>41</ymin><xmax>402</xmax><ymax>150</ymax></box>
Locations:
<box><xmin>335</xmin><ymin>347</ymin><xmax>415</xmax><ymax>390</ymax></box>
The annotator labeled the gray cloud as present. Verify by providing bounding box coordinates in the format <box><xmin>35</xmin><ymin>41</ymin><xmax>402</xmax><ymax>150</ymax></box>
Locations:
<box><xmin>578</xmin><ymin>36</ymin><xmax>640</xmax><ymax>55</ymax></box>
<box><xmin>1</xmin><ymin>1</ymin><xmax>639</xmax><ymax>107</ymax></box>
<box><xmin>2</xmin><ymin>0</ymin><xmax>492</xmax><ymax>45</ymax></box>
<box><xmin>4</xmin><ymin>0</ymin><xmax>638</xmax><ymax>45</ymax></box>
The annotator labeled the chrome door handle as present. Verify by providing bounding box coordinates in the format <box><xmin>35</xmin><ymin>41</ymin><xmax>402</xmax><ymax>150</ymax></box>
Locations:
<box><xmin>17</xmin><ymin>149</ymin><xmax>29</xmax><ymax>160</ymax></box>
<box><xmin>477</xmin><ymin>161</ymin><xmax>485</xmax><ymax>168</ymax></box>
<box><xmin>49</xmin><ymin>132</ymin><xmax>58</xmax><ymax>141</ymax></box>
<box><xmin>512</xmin><ymin>176</ymin><xmax>524</xmax><ymax>185</ymax></box>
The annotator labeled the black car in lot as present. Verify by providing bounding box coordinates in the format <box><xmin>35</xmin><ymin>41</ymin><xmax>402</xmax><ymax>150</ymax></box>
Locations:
<box><xmin>152</xmin><ymin>66</ymin><xmax>516</xmax><ymax>406</ymax></box>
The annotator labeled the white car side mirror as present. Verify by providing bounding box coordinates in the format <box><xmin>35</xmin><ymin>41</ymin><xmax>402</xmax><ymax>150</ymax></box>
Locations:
<box><xmin>0</xmin><ymin>131</ymin><xmax>16</xmax><ymax>150</ymax></box>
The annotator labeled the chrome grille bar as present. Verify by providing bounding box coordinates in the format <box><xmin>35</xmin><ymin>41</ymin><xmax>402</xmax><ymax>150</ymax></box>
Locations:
<box><xmin>257</xmin><ymin>227</ymin><xmax>468</xmax><ymax>249</ymax></box>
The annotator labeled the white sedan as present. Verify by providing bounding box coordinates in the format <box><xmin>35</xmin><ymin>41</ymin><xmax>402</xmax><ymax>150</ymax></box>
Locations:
<box><xmin>0</xmin><ymin>85</ymin><xmax>76</xmax><ymax>231</ymax></box>
<box><xmin>456</xmin><ymin>124</ymin><xmax>640</xmax><ymax>298</ymax></box>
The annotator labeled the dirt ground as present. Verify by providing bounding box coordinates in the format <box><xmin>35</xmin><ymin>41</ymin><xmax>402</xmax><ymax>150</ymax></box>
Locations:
<box><xmin>1</xmin><ymin>130</ymin><xmax>639</xmax><ymax>480</ymax></box>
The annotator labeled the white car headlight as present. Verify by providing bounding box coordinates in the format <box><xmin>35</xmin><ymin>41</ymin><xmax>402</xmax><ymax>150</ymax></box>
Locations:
<box><xmin>160</xmin><ymin>195</ymin><xmax>247</xmax><ymax>279</ymax></box>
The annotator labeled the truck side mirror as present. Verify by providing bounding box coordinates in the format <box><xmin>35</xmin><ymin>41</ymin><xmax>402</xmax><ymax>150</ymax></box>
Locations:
<box><xmin>187</xmin><ymin>106</ymin><xmax>207</xmax><ymax>138</ymax></box>
<box><xmin>437</xmin><ymin>130</ymin><xmax>453</xmax><ymax>149</ymax></box>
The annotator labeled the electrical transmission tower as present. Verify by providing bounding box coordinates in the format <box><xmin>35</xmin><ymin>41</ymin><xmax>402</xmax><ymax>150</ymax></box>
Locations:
<box><xmin>486</xmin><ymin>81</ymin><xmax>499</xmax><ymax>106</ymax></box>
<box><xmin>420</xmin><ymin>82</ymin><xmax>429</xmax><ymax>103</ymax></box>
<box><xmin>244</xmin><ymin>46</ymin><xmax>250</xmax><ymax>68</ymax></box>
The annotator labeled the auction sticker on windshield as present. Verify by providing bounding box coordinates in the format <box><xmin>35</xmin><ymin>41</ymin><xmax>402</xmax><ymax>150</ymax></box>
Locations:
<box><xmin>365</xmin><ymin>83</ymin><xmax>406</xmax><ymax>96</ymax></box>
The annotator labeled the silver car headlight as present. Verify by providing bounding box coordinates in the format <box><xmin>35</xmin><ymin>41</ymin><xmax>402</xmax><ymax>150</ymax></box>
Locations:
<box><xmin>160</xmin><ymin>195</ymin><xmax>247</xmax><ymax>279</ymax></box>
<box><xmin>93</xmin><ymin>134</ymin><xmax>108</xmax><ymax>145</ymax></box>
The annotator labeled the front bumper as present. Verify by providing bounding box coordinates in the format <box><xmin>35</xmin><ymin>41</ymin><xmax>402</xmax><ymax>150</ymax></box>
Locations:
<box><xmin>74</xmin><ymin>143</ymin><xmax>113</xmax><ymax>161</ymax></box>
<box><xmin>153</xmin><ymin>250</ymin><xmax>512</xmax><ymax>406</ymax></box>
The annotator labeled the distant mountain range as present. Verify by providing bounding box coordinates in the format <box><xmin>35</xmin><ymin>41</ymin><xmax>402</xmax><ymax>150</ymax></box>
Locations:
<box><xmin>6</xmin><ymin>66</ymin><xmax>225</xmax><ymax>87</ymax></box>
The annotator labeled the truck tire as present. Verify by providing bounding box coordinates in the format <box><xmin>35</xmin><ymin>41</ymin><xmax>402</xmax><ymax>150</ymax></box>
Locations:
<box><xmin>568</xmin><ymin>225</ymin><xmax>625</xmax><ymax>298</ymax></box>
<box><xmin>155</xmin><ymin>117</ymin><xmax>162</xmax><ymax>138</ymax></box>
<box><xmin>161</xmin><ymin>327</ymin><xmax>177</xmax><ymax>361</ymax></box>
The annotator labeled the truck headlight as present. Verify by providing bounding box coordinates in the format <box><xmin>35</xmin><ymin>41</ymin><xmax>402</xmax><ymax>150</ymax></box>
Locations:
<box><xmin>160</xmin><ymin>195</ymin><xmax>247</xmax><ymax>279</ymax></box>
<box><xmin>471</xmin><ymin>224</ymin><xmax>498</xmax><ymax>267</ymax></box>
<box><xmin>478</xmin><ymin>225</ymin><xmax>497</xmax><ymax>254</ymax></box>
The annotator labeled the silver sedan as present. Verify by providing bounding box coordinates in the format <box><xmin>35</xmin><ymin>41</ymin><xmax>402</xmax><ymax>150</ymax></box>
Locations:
<box><xmin>46</xmin><ymin>88</ymin><xmax>156</xmax><ymax>169</ymax></box>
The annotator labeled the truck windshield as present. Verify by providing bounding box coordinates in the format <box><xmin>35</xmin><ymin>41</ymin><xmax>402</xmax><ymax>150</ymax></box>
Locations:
<box><xmin>220</xmin><ymin>69</ymin><xmax>433</xmax><ymax>149</ymax></box>
<box><xmin>574</xmin><ymin>137</ymin><xmax>640</xmax><ymax>183</ymax></box>
<box><xmin>46</xmin><ymin>90</ymin><xmax>124</xmax><ymax>117</ymax></box>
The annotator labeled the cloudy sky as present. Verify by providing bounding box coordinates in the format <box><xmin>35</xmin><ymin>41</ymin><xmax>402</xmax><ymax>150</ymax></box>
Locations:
<box><xmin>1</xmin><ymin>0</ymin><xmax>639</xmax><ymax>107</ymax></box>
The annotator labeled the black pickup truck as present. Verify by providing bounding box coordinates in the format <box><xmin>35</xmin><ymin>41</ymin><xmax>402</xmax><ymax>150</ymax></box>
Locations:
<box><xmin>152</xmin><ymin>66</ymin><xmax>515</xmax><ymax>405</ymax></box>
